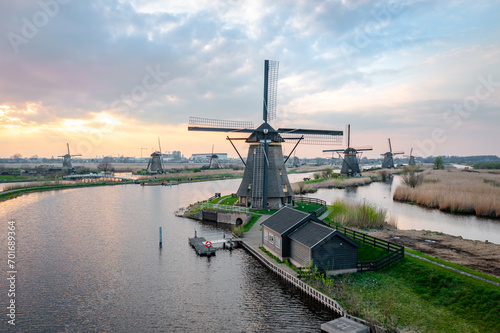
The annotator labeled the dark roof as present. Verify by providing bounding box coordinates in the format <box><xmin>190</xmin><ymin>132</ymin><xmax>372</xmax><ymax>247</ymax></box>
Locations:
<box><xmin>289</xmin><ymin>222</ymin><xmax>360</xmax><ymax>249</ymax></box>
<box><xmin>288</xmin><ymin>221</ymin><xmax>334</xmax><ymax>247</ymax></box>
<box><xmin>260</xmin><ymin>207</ymin><xmax>309</xmax><ymax>235</ymax></box>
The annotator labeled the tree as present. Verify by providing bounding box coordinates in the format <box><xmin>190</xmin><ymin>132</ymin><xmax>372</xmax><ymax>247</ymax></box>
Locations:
<box><xmin>401</xmin><ymin>165</ymin><xmax>424</xmax><ymax>188</ymax></box>
<box><xmin>434</xmin><ymin>156</ymin><xmax>444</xmax><ymax>170</ymax></box>
<box><xmin>97</xmin><ymin>162</ymin><xmax>114</xmax><ymax>173</ymax></box>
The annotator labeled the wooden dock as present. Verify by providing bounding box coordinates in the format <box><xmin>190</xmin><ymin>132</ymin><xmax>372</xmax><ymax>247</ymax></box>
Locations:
<box><xmin>188</xmin><ymin>236</ymin><xmax>217</xmax><ymax>256</ymax></box>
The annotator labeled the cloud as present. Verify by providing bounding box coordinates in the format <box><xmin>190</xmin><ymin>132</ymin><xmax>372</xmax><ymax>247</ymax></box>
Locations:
<box><xmin>0</xmin><ymin>0</ymin><xmax>499</xmax><ymax>158</ymax></box>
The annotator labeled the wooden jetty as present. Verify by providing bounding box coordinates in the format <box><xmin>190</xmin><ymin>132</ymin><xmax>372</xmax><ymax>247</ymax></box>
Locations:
<box><xmin>188</xmin><ymin>236</ymin><xmax>217</xmax><ymax>256</ymax></box>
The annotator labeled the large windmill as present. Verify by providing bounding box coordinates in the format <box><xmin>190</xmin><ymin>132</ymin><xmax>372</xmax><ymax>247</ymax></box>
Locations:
<box><xmin>323</xmin><ymin>124</ymin><xmax>372</xmax><ymax>177</ymax></box>
<box><xmin>58</xmin><ymin>143</ymin><xmax>81</xmax><ymax>170</ymax></box>
<box><xmin>147</xmin><ymin>138</ymin><xmax>165</xmax><ymax>174</ymax></box>
<box><xmin>404</xmin><ymin>148</ymin><xmax>416</xmax><ymax>166</ymax></box>
<box><xmin>205</xmin><ymin>145</ymin><xmax>223</xmax><ymax>169</ymax></box>
<box><xmin>188</xmin><ymin>60</ymin><xmax>343</xmax><ymax>209</ymax></box>
<box><xmin>381</xmin><ymin>138</ymin><xmax>404</xmax><ymax>169</ymax></box>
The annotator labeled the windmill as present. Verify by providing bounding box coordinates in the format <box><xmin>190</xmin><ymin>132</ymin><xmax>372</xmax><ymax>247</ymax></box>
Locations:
<box><xmin>147</xmin><ymin>137</ymin><xmax>165</xmax><ymax>174</ymax></box>
<box><xmin>206</xmin><ymin>145</ymin><xmax>223</xmax><ymax>169</ymax></box>
<box><xmin>381</xmin><ymin>138</ymin><xmax>404</xmax><ymax>169</ymax></box>
<box><xmin>58</xmin><ymin>143</ymin><xmax>81</xmax><ymax>170</ymax></box>
<box><xmin>188</xmin><ymin>60</ymin><xmax>343</xmax><ymax>209</ymax></box>
<box><xmin>323</xmin><ymin>124</ymin><xmax>372</xmax><ymax>177</ymax></box>
<box><xmin>404</xmin><ymin>148</ymin><xmax>416</xmax><ymax>166</ymax></box>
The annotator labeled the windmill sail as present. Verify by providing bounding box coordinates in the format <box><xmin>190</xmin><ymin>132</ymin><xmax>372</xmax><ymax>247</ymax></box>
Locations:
<box><xmin>188</xmin><ymin>60</ymin><xmax>343</xmax><ymax>209</ymax></box>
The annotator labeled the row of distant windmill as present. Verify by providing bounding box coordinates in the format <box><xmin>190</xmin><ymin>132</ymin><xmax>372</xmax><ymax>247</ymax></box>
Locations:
<box><xmin>59</xmin><ymin>59</ymin><xmax>416</xmax><ymax>210</ymax></box>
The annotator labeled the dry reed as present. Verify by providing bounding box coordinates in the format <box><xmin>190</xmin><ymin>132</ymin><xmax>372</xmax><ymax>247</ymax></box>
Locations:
<box><xmin>393</xmin><ymin>169</ymin><xmax>500</xmax><ymax>217</ymax></box>
<box><xmin>292</xmin><ymin>177</ymin><xmax>372</xmax><ymax>193</ymax></box>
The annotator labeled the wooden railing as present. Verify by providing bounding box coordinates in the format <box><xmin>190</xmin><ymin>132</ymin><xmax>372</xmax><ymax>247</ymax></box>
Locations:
<box><xmin>330</xmin><ymin>224</ymin><xmax>405</xmax><ymax>272</ymax></box>
<box><xmin>293</xmin><ymin>196</ymin><xmax>327</xmax><ymax>216</ymax></box>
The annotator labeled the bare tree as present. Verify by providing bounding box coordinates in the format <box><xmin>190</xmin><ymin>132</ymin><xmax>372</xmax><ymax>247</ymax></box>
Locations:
<box><xmin>401</xmin><ymin>165</ymin><xmax>424</xmax><ymax>188</ymax></box>
<box><xmin>97</xmin><ymin>162</ymin><xmax>114</xmax><ymax>173</ymax></box>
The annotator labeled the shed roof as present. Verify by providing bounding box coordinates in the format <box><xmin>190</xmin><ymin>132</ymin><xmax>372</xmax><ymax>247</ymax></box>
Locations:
<box><xmin>260</xmin><ymin>206</ymin><xmax>309</xmax><ymax>235</ymax></box>
<box><xmin>288</xmin><ymin>221</ymin><xmax>334</xmax><ymax>247</ymax></box>
<box><xmin>289</xmin><ymin>222</ymin><xmax>360</xmax><ymax>249</ymax></box>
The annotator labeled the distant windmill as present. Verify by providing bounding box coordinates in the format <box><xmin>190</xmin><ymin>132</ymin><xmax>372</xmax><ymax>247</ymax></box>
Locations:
<box><xmin>147</xmin><ymin>137</ymin><xmax>165</xmax><ymax>174</ymax></box>
<box><xmin>188</xmin><ymin>60</ymin><xmax>343</xmax><ymax>209</ymax></box>
<box><xmin>381</xmin><ymin>138</ymin><xmax>404</xmax><ymax>169</ymax></box>
<box><xmin>58</xmin><ymin>143</ymin><xmax>81</xmax><ymax>169</ymax></box>
<box><xmin>323</xmin><ymin>124</ymin><xmax>372</xmax><ymax>177</ymax></box>
<box><xmin>206</xmin><ymin>145</ymin><xmax>223</xmax><ymax>169</ymax></box>
<box><xmin>404</xmin><ymin>148</ymin><xmax>416</xmax><ymax>166</ymax></box>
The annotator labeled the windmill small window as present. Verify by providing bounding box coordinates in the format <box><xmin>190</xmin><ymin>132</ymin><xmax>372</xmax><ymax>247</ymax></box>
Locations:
<box><xmin>248</xmin><ymin>183</ymin><xmax>251</xmax><ymax>190</ymax></box>
<box><xmin>279</xmin><ymin>169</ymin><xmax>282</xmax><ymax>175</ymax></box>
<box><xmin>283</xmin><ymin>184</ymin><xmax>287</xmax><ymax>191</ymax></box>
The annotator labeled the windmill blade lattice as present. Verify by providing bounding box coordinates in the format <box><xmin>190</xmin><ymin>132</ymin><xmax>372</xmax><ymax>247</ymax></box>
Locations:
<box><xmin>279</xmin><ymin>128</ymin><xmax>343</xmax><ymax>145</ymax></box>
<box><xmin>189</xmin><ymin>116</ymin><xmax>254</xmax><ymax>132</ymax></box>
<box><xmin>265</xmin><ymin>60</ymin><xmax>279</xmax><ymax>123</ymax></box>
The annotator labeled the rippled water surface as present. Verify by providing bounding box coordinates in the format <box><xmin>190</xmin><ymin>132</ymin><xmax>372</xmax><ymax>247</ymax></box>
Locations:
<box><xmin>0</xmin><ymin>178</ymin><xmax>332</xmax><ymax>332</ymax></box>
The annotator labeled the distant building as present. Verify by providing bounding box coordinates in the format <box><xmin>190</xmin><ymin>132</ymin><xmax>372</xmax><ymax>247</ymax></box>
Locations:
<box><xmin>261</xmin><ymin>207</ymin><xmax>359</xmax><ymax>274</ymax></box>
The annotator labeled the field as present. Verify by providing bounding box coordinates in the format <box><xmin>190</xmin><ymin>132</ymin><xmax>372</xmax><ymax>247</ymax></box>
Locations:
<box><xmin>393</xmin><ymin>169</ymin><xmax>500</xmax><ymax>217</ymax></box>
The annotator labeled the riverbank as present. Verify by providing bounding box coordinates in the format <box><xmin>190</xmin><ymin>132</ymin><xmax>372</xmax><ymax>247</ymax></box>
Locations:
<box><xmin>393</xmin><ymin>169</ymin><xmax>500</xmax><ymax>218</ymax></box>
<box><xmin>0</xmin><ymin>181</ymin><xmax>131</xmax><ymax>202</ymax></box>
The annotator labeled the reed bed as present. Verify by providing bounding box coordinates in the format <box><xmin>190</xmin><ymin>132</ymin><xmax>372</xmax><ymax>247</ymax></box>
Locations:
<box><xmin>2</xmin><ymin>180</ymin><xmax>77</xmax><ymax>191</ymax></box>
<box><xmin>326</xmin><ymin>200</ymin><xmax>395</xmax><ymax>229</ymax></box>
<box><xmin>292</xmin><ymin>177</ymin><xmax>372</xmax><ymax>194</ymax></box>
<box><xmin>393</xmin><ymin>169</ymin><xmax>500</xmax><ymax>217</ymax></box>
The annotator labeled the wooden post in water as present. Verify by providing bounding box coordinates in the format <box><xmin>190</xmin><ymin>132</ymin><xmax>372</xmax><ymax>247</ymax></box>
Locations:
<box><xmin>159</xmin><ymin>226</ymin><xmax>162</xmax><ymax>248</ymax></box>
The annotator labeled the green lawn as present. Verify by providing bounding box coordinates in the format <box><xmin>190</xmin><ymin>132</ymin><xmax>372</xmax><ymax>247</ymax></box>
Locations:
<box><xmin>306</xmin><ymin>255</ymin><xmax>500</xmax><ymax>332</ymax></box>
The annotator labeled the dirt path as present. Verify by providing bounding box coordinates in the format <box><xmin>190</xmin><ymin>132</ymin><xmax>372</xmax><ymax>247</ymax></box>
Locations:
<box><xmin>367</xmin><ymin>229</ymin><xmax>500</xmax><ymax>278</ymax></box>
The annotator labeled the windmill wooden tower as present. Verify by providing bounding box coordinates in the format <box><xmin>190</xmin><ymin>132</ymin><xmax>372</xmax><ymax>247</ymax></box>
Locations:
<box><xmin>404</xmin><ymin>148</ymin><xmax>416</xmax><ymax>166</ymax></box>
<box><xmin>381</xmin><ymin>138</ymin><xmax>404</xmax><ymax>169</ymax></box>
<box><xmin>189</xmin><ymin>60</ymin><xmax>343</xmax><ymax>209</ymax></box>
<box><xmin>206</xmin><ymin>145</ymin><xmax>222</xmax><ymax>169</ymax></box>
<box><xmin>147</xmin><ymin>138</ymin><xmax>165</xmax><ymax>174</ymax></box>
<box><xmin>323</xmin><ymin>124</ymin><xmax>372</xmax><ymax>177</ymax></box>
<box><xmin>58</xmin><ymin>143</ymin><xmax>81</xmax><ymax>169</ymax></box>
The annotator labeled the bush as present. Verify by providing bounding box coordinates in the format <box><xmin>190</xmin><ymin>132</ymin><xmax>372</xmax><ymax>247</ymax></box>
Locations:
<box><xmin>401</xmin><ymin>165</ymin><xmax>424</xmax><ymax>188</ymax></box>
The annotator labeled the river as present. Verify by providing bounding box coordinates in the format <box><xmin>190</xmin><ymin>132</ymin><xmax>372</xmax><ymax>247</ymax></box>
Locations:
<box><xmin>1</xmin><ymin>173</ymin><xmax>498</xmax><ymax>331</ymax></box>
<box><xmin>0</xmin><ymin>176</ymin><xmax>332</xmax><ymax>332</ymax></box>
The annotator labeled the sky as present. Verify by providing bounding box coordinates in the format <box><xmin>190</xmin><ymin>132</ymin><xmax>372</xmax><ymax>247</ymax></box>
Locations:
<box><xmin>1</xmin><ymin>0</ymin><xmax>499</xmax><ymax>160</ymax></box>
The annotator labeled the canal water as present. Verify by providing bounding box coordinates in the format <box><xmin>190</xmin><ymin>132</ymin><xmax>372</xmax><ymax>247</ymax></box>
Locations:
<box><xmin>301</xmin><ymin>176</ymin><xmax>500</xmax><ymax>244</ymax></box>
<box><xmin>0</xmin><ymin>176</ymin><xmax>332</xmax><ymax>333</ymax></box>
<box><xmin>1</xmin><ymin>173</ymin><xmax>499</xmax><ymax>331</ymax></box>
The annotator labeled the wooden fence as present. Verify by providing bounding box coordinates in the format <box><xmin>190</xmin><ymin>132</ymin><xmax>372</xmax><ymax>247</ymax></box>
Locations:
<box><xmin>293</xmin><ymin>196</ymin><xmax>328</xmax><ymax>216</ymax></box>
<box><xmin>331</xmin><ymin>225</ymin><xmax>405</xmax><ymax>272</ymax></box>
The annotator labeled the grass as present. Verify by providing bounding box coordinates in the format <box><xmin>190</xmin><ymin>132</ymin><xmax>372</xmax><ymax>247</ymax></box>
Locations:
<box><xmin>259</xmin><ymin>246</ymin><xmax>298</xmax><ymax>272</ymax></box>
<box><xmin>292</xmin><ymin>176</ymin><xmax>372</xmax><ymax>194</ymax></box>
<box><xmin>324</xmin><ymin>200</ymin><xmax>394</xmax><ymax>229</ymax></box>
<box><xmin>241</xmin><ymin>214</ymin><xmax>260</xmax><ymax>233</ymax></box>
<box><xmin>405</xmin><ymin>248</ymin><xmax>500</xmax><ymax>284</ymax></box>
<box><xmin>393</xmin><ymin>169</ymin><xmax>500</xmax><ymax>217</ymax></box>
<box><xmin>357</xmin><ymin>242</ymin><xmax>390</xmax><ymax>261</ymax></box>
<box><xmin>294</xmin><ymin>202</ymin><xmax>323</xmax><ymax>214</ymax></box>
<box><xmin>304</xmin><ymin>255</ymin><xmax>500</xmax><ymax>332</ymax></box>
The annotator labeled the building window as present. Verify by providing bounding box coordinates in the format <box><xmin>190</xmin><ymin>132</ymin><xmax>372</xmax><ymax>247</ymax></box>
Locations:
<box><xmin>269</xmin><ymin>233</ymin><xmax>274</xmax><ymax>244</ymax></box>
<box><xmin>264</xmin><ymin>230</ymin><xmax>268</xmax><ymax>241</ymax></box>
<box><xmin>275</xmin><ymin>237</ymin><xmax>280</xmax><ymax>249</ymax></box>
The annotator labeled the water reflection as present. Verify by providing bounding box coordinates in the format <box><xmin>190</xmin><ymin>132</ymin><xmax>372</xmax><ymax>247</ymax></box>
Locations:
<box><xmin>305</xmin><ymin>176</ymin><xmax>500</xmax><ymax>243</ymax></box>
<box><xmin>0</xmin><ymin>180</ymin><xmax>332</xmax><ymax>332</ymax></box>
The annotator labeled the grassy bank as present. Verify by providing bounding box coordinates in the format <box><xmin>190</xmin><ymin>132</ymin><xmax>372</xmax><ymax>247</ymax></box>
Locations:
<box><xmin>292</xmin><ymin>176</ymin><xmax>372</xmax><ymax>194</ymax></box>
<box><xmin>0</xmin><ymin>181</ymin><xmax>129</xmax><ymax>202</ymax></box>
<box><xmin>304</xmin><ymin>255</ymin><xmax>500</xmax><ymax>332</ymax></box>
<box><xmin>393</xmin><ymin>169</ymin><xmax>500</xmax><ymax>217</ymax></box>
